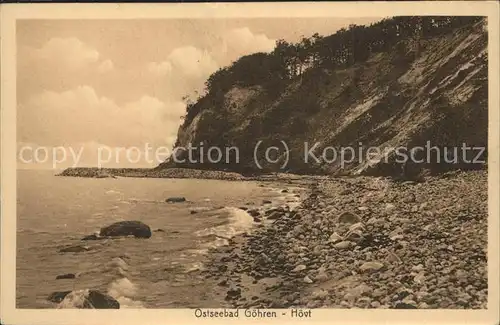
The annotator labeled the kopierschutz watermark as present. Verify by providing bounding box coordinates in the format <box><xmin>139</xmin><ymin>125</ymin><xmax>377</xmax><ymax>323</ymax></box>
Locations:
<box><xmin>17</xmin><ymin>141</ymin><xmax>486</xmax><ymax>169</ymax></box>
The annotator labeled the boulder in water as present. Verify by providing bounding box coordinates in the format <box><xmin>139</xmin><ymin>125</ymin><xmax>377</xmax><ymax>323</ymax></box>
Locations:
<box><xmin>48</xmin><ymin>291</ymin><xmax>72</xmax><ymax>303</ymax></box>
<box><xmin>81</xmin><ymin>234</ymin><xmax>102</xmax><ymax>241</ymax></box>
<box><xmin>59</xmin><ymin>245</ymin><xmax>91</xmax><ymax>253</ymax></box>
<box><xmin>57</xmin><ymin>289</ymin><xmax>120</xmax><ymax>309</ymax></box>
<box><xmin>166</xmin><ymin>197</ymin><xmax>186</xmax><ymax>203</ymax></box>
<box><xmin>100</xmin><ymin>220</ymin><xmax>152</xmax><ymax>238</ymax></box>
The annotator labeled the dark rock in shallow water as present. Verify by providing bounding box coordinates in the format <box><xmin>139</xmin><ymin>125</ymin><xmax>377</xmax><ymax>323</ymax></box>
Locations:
<box><xmin>58</xmin><ymin>290</ymin><xmax>120</xmax><ymax>309</ymax></box>
<box><xmin>247</xmin><ymin>209</ymin><xmax>261</xmax><ymax>217</ymax></box>
<box><xmin>56</xmin><ymin>273</ymin><xmax>76</xmax><ymax>280</ymax></box>
<box><xmin>59</xmin><ymin>245</ymin><xmax>91</xmax><ymax>253</ymax></box>
<box><xmin>166</xmin><ymin>197</ymin><xmax>186</xmax><ymax>203</ymax></box>
<box><xmin>48</xmin><ymin>291</ymin><xmax>72</xmax><ymax>303</ymax></box>
<box><xmin>81</xmin><ymin>234</ymin><xmax>102</xmax><ymax>241</ymax></box>
<box><xmin>100</xmin><ymin>220</ymin><xmax>152</xmax><ymax>238</ymax></box>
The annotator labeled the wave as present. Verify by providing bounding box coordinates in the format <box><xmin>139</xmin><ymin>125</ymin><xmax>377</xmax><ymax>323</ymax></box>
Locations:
<box><xmin>194</xmin><ymin>206</ymin><xmax>254</xmax><ymax>251</ymax></box>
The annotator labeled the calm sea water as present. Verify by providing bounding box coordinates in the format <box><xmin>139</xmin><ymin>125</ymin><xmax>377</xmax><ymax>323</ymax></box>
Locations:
<box><xmin>16</xmin><ymin>170</ymin><xmax>302</xmax><ymax>308</ymax></box>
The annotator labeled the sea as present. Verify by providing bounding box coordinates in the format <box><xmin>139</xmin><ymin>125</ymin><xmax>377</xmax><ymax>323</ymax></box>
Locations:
<box><xmin>15</xmin><ymin>169</ymin><xmax>304</xmax><ymax>308</ymax></box>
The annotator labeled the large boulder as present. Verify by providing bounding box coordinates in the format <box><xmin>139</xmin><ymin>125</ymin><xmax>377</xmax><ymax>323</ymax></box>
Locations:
<box><xmin>56</xmin><ymin>289</ymin><xmax>120</xmax><ymax>309</ymax></box>
<box><xmin>166</xmin><ymin>197</ymin><xmax>186</xmax><ymax>203</ymax></box>
<box><xmin>100</xmin><ymin>221</ymin><xmax>151</xmax><ymax>238</ymax></box>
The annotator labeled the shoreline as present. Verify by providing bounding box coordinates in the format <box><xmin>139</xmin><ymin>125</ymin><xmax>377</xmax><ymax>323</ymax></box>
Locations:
<box><xmin>55</xmin><ymin>166</ymin><xmax>328</xmax><ymax>182</ymax></box>
<box><xmin>200</xmin><ymin>170</ymin><xmax>488</xmax><ymax>309</ymax></box>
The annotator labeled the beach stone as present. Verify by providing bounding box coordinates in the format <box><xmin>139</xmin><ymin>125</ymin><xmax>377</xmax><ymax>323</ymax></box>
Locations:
<box><xmin>411</xmin><ymin>264</ymin><xmax>424</xmax><ymax>272</ymax></box>
<box><xmin>56</xmin><ymin>273</ymin><xmax>76</xmax><ymax>280</ymax></box>
<box><xmin>403</xmin><ymin>193</ymin><xmax>416</xmax><ymax>203</ymax></box>
<box><xmin>334</xmin><ymin>241</ymin><xmax>355</xmax><ymax>249</ymax></box>
<box><xmin>385</xmin><ymin>203</ymin><xmax>396</xmax><ymax>211</ymax></box>
<box><xmin>344</xmin><ymin>283</ymin><xmax>372</xmax><ymax>302</ymax></box>
<box><xmin>303</xmin><ymin>276</ymin><xmax>313</xmax><ymax>284</ymax></box>
<box><xmin>359</xmin><ymin>261</ymin><xmax>384</xmax><ymax>273</ymax></box>
<box><xmin>100</xmin><ymin>221</ymin><xmax>152</xmax><ymax>238</ymax></box>
<box><xmin>328</xmin><ymin>232</ymin><xmax>343</xmax><ymax>243</ymax></box>
<box><xmin>59</xmin><ymin>245</ymin><xmax>91</xmax><ymax>253</ymax></box>
<box><xmin>166</xmin><ymin>197</ymin><xmax>186</xmax><ymax>203</ymax></box>
<box><xmin>337</xmin><ymin>211</ymin><xmax>361</xmax><ymax>225</ymax></box>
<box><xmin>292</xmin><ymin>264</ymin><xmax>307</xmax><ymax>272</ymax></box>
<box><xmin>394</xmin><ymin>302</ymin><xmax>417</xmax><ymax>309</ymax></box>
<box><xmin>58</xmin><ymin>290</ymin><xmax>120</xmax><ymax>309</ymax></box>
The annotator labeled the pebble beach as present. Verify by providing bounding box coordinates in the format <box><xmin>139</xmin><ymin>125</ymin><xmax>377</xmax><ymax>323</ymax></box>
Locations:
<box><xmin>202</xmin><ymin>170</ymin><xmax>488</xmax><ymax>309</ymax></box>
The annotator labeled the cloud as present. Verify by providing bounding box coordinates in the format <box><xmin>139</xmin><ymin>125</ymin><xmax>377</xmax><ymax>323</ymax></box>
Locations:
<box><xmin>98</xmin><ymin>59</ymin><xmax>114</xmax><ymax>73</ymax></box>
<box><xmin>224</xmin><ymin>28</ymin><xmax>276</xmax><ymax>57</ymax></box>
<box><xmin>18</xmin><ymin>86</ymin><xmax>185</xmax><ymax>151</ymax></box>
<box><xmin>147</xmin><ymin>61</ymin><xmax>173</xmax><ymax>76</ymax></box>
<box><xmin>168</xmin><ymin>46</ymin><xmax>219</xmax><ymax>79</ymax></box>
<box><xmin>148</xmin><ymin>46</ymin><xmax>218</xmax><ymax>81</ymax></box>
<box><xmin>31</xmin><ymin>37</ymin><xmax>100</xmax><ymax>71</ymax></box>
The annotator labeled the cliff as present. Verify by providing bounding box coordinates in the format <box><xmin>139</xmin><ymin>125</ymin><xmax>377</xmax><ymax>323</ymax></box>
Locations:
<box><xmin>163</xmin><ymin>16</ymin><xmax>488</xmax><ymax>178</ymax></box>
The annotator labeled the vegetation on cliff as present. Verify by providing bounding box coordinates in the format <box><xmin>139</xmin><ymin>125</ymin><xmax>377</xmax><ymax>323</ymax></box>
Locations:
<box><xmin>165</xmin><ymin>16</ymin><xmax>487</xmax><ymax>177</ymax></box>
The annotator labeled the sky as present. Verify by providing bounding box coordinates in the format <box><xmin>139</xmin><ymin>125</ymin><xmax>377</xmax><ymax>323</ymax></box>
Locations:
<box><xmin>16</xmin><ymin>17</ymin><xmax>383</xmax><ymax>169</ymax></box>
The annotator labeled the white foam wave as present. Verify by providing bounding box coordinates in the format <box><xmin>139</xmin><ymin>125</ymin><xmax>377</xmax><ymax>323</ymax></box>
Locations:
<box><xmin>196</xmin><ymin>207</ymin><xmax>253</xmax><ymax>238</ymax></box>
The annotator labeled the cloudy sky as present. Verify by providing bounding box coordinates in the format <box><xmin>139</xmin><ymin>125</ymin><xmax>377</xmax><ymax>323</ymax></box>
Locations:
<box><xmin>17</xmin><ymin>17</ymin><xmax>382</xmax><ymax>168</ymax></box>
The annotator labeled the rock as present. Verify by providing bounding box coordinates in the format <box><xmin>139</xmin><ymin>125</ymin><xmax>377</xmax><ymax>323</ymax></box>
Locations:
<box><xmin>190</xmin><ymin>210</ymin><xmax>198</xmax><ymax>214</ymax></box>
<box><xmin>328</xmin><ymin>232</ymin><xmax>343</xmax><ymax>243</ymax></box>
<box><xmin>411</xmin><ymin>264</ymin><xmax>424</xmax><ymax>272</ymax></box>
<box><xmin>165</xmin><ymin>197</ymin><xmax>186</xmax><ymax>203</ymax></box>
<box><xmin>348</xmin><ymin>222</ymin><xmax>365</xmax><ymax>232</ymax></box>
<box><xmin>337</xmin><ymin>211</ymin><xmax>361</xmax><ymax>225</ymax></box>
<box><xmin>281</xmin><ymin>189</ymin><xmax>289</xmax><ymax>193</ymax></box>
<box><xmin>47</xmin><ymin>291</ymin><xmax>72</xmax><ymax>303</ymax></box>
<box><xmin>418</xmin><ymin>302</ymin><xmax>430</xmax><ymax>309</ymax></box>
<box><xmin>262</xmin><ymin>200</ymin><xmax>272</xmax><ymax>204</ymax></box>
<box><xmin>403</xmin><ymin>193</ymin><xmax>416</xmax><ymax>203</ymax></box>
<box><xmin>267</xmin><ymin>211</ymin><xmax>283</xmax><ymax>220</ymax></box>
<box><xmin>311</xmin><ymin>289</ymin><xmax>328</xmax><ymax>299</ymax></box>
<box><xmin>59</xmin><ymin>245</ymin><xmax>91</xmax><ymax>253</ymax></box>
<box><xmin>253</xmin><ymin>217</ymin><xmax>262</xmax><ymax>223</ymax></box>
<box><xmin>100</xmin><ymin>221</ymin><xmax>152</xmax><ymax>238</ymax></box>
<box><xmin>226</xmin><ymin>287</ymin><xmax>241</xmax><ymax>299</ymax></box>
<box><xmin>334</xmin><ymin>241</ymin><xmax>355</xmax><ymax>249</ymax></box>
<box><xmin>394</xmin><ymin>302</ymin><xmax>417</xmax><ymax>309</ymax></box>
<box><xmin>344</xmin><ymin>283</ymin><xmax>372</xmax><ymax>302</ymax></box>
<box><xmin>292</xmin><ymin>264</ymin><xmax>307</xmax><ymax>272</ymax></box>
<box><xmin>303</xmin><ymin>276</ymin><xmax>313</xmax><ymax>284</ymax></box>
<box><xmin>358</xmin><ymin>206</ymin><xmax>369</xmax><ymax>211</ymax></box>
<box><xmin>345</xmin><ymin>229</ymin><xmax>364</xmax><ymax>243</ymax></box>
<box><xmin>247</xmin><ymin>209</ymin><xmax>261</xmax><ymax>217</ymax></box>
<box><xmin>57</xmin><ymin>290</ymin><xmax>120</xmax><ymax>309</ymax></box>
<box><xmin>359</xmin><ymin>261</ymin><xmax>385</xmax><ymax>273</ymax></box>
<box><xmin>154</xmin><ymin>228</ymin><xmax>166</xmax><ymax>232</ymax></box>
<box><xmin>385</xmin><ymin>203</ymin><xmax>396</xmax><ymax>211</ymax></box>
<box><xmin>56</xmin><ymin>273</ymin><xmax>76</xmax><ymax>280</ymax></box>
<box><xmin>81</xmin><ymin>234</ymin><xmax>101</xmax><ymax>241</ymax></box>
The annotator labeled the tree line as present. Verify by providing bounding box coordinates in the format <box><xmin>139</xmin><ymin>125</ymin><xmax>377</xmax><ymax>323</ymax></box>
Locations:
<box><xmin>183</xmin><ymin>16</ymin><xmax>483</xmax><ymax>122</ymax></box>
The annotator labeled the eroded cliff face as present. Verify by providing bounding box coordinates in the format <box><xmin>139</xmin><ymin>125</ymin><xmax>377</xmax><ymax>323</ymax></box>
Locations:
<box><xmin>167</xmin><ymin>19</ymin><xmax>487</xmax><ymax>177</ymax></box>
